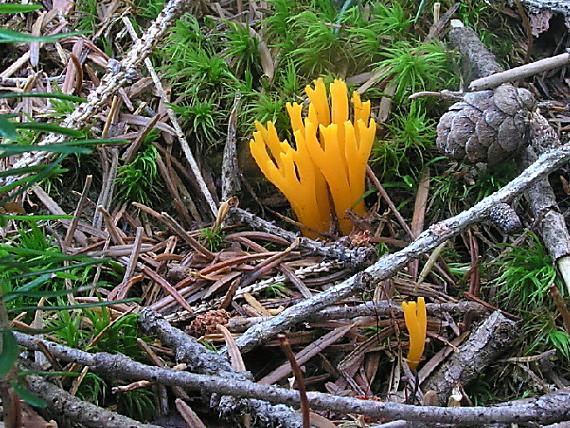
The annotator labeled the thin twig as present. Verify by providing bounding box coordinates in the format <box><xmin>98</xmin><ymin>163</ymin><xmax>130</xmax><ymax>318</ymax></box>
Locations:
<box><xmin>469</xmin><ymin>52</ymin><xmax>570</xmax><ymax>91</ymax></box>
<box><xmin>63</xmin><ymin>174</ymin><xmax>92</xmax><ymax>249</ymax></box>
<box><xmin>121</xmin><ymin>16</ymin><xmax>218</xmax><ymax>218</ymax></box>
<box><xmin>279</xmin><ymin>334</ymin><xmax>311</xmax><ymax>428</ymax></box>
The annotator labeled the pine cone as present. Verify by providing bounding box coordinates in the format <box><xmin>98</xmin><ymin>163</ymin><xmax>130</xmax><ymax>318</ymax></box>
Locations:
<box><xmin>187</xmin><ymin>309</ymin><xmax>230</xmax><ymax>337</ymax></box>
<box><xmin>437</xmin><ymin>85</ymin><xmax>536</xmax><ymax>165</ymax></box>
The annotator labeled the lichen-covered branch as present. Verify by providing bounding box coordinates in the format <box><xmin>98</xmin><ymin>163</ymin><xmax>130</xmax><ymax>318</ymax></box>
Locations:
<box><xmin>14</xmin><ymin>332</ymin><xmax>570</xmax><ymax>425</ymax></box>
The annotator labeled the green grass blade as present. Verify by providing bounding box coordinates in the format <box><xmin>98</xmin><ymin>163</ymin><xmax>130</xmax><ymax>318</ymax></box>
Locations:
<box><xmin>0</xmin><ymin>29</ymin><xmax>82</xmax><ymax>44</ymax></box>
<box><xmin>0</xmin><ymin>329</ymin><xmax>18</xmax><ymax>377</ymax></box>
<box><xmin>0</xmin><ymin>92</ymin><xmax>84</xmax><ymax>103</ymax></box>
<box><xmin>14</xmin><ymin>122</ymin><xmax>84</xmax><ymax>137</ymax></box>
<box><xmin>0</xmin><ymin>143</ymin><xmax>92</xmax><ymax>156</ymax></box>
<box><xmin>0</xmin><ymin>116</ymin><xmax>17</xmax><ymax>140</ymax></box>
<box><xmin>0</xmin><ymin>214</ymin><xmax>73</xmax><ymax>222</ymax></box>
<box><xmin>0</xmin><ymin>4</ymin><xmax>43</xmax><ymax>13</ymax></box>
<box><xmin>2</xmin><ymin>273</ymin><xmax>52</xmax><ymax>303</ymax></box>
<box><xmin>9</xmin><ymin>298</ymin><xmax>140</xmax><ymax>313</ymax></box>
<box><xmin>11</xmin><ymin>382</ymin><xmax>47</xmax><ymax>408</ymax></box>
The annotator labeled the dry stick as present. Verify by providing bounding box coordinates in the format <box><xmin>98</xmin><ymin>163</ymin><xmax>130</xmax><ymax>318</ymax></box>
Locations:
<box><xmin>31</xmin><ymin>185</ymin><xmax>87</xmax><ymax>245</ymax></box>
<box><xmin>25</xmin><ymin>374</ymin><xmax>161</xmax><ymax>428</ymax></box>
<box><xmin>221</xmin><ymin>91</ymin><xmax>242</xmax><ymax>201</ymax></box>
<box><xmin>63</xmin><ymin>174</ymin><xmax>93</xmax><ymax>249</ymax></box>
<box><xmin>228</xmin><ymin>207</ymin><xmax>376</xmax><ymax>268</ymax></box>
<box><xmin>523</xmin><ymin>114</ymin><xmax>570</xmax><ymax>294</ymax></box>
<box><xmin>278</xmin><ymin>334</ymin><xmax>311</xmax><ymax>428</ymax></box>
<box><xmin>155</xmin><ymin>152</ymin><xmax>194</xmax><ymax>227</ymax></box>
<box><xmin>409</xmin><ymin>168</ymin><xmax>430</xmax><ymax>281</ymax></box>
<box><xmin>367</xmin><ymin>165</ymin><xmax>414</xmax><ymax>238</ymax></box>
<box><xmin>261</xmin><ymin>325</ymin><xmax>353</xmax><ymax>385</ymax></box>
<box><xmin>92</xmin><ymin>148</ymin><xmax>118</xmax><ymax>230</ymax></box>
<box><xmin>14</xmin><ymin>332</ymin><xmax>570</xmax><ymax>425</ymax></box>
<box><xmin>121</xmin><ymin>16</ymin><xmax>218</xmax><ymax>219</ymax></box>
<box><xmin>97</xmin><ymin>205</ymin><xmax>125</xmax><ymax>245</ymax></box>
<box><xmin>175</xmin><ymin>399</ymin><xmax>207</xmax><ymax>428</ymax></box>
<box><xmin>110</xmin><ymin>226</ymin><xmax>144</xmax><ymax>300</ymax></box>
<box><xmin>122</xmin><ymin>113</ymin><xmax>162</xmax><ymax>163</ymax></box>
<box><xmin>469</xmin><ymin>51</ymin><xmax>570</xmax><ymax>91</ymax></box>
<box><xmin>549</xmin><ymin>284</ymin><xmax>570</xmax><ymax>334</ymax></box>
<box><xmin>141</xmin><ymin>265</ymin><xmax>194</xmax><ymax>314</ymax></box>
<box><xmin>227</xmin><ymin>301</ymin><xmax>488</xmax><ymax>332</ymax></box>
<box><xmin>138</xmin><ymin>309</ymin><xmax>304</xmax><ymax>428</ymax></box>
<box><xmin>160</xmin><ymin>212</ymin><xmax>215</xmax><ymax>260</ymax></box>
<box><xmin>232</xmin><ymin>144</ymin><xmax>570</xmax><ymax>353</ymax></box>
<box><xmin>2</xmin><ymin>0</ymin><xmax>189</xmax><ymax>185</ymax></box>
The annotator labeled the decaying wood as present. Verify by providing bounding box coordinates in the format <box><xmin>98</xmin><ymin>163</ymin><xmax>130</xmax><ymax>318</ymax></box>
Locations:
<box><xmin>14</xmin><ymin>332</ymin><xmax>570</xmax><ymax>425</ymax></box>
<box><xmin>422</xmin><ymin>311</ymin><xmax>518</xmax><ymax>403</ymax></box>
<box><xmin>227</xmin><ymin>301</ymin><xmax>488</xmax><ymax>331</ymax></box>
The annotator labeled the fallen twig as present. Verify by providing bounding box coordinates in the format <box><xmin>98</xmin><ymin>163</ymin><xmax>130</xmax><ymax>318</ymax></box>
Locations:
<box><xmin>25</xmin><ymin>373</ymin><xmax>161</xmax><ymax>428</ymax></box>
<box><xmin>228</xmin><ymin>206</ymin><xmax>376</xmax><ymax>268</ymax></box>
<box><xmin>469</xmin><ymin>51</ymin><xmax>570</xmax><ymax>91</ymax></box>
<box><xmin>14</xmin><ymin>332</ymin><xmax>570</xmax><ymax>425</ymax></box>
<box><xmin>278</xmin><ymin>334</ymin><xmax>311</xmax><ymax>428</ymax></box>
<box><xmin>422</xmin><ymin>311</ymin><xmax>517</xmax><ymax>402</ymax></box>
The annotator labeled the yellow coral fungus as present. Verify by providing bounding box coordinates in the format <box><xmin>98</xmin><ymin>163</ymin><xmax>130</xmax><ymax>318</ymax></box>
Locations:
<box><xmin>249</xmin><ymin>78</ymin><xmax>376</xmax><ymax>237</ymax></box>
<box><xmin>249</xmin><ymin>120</ymin><xmax>330</xmax><ymax>238</ymax></box>
<box><xmin>401</xmin><ymin>297</ymin><xmax>427</xmax><ymax>370</ymax></box>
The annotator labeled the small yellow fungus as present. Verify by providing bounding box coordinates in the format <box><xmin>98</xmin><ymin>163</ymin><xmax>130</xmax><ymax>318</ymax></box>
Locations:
<box><xmin>401</xmin><ymin>297</ymin><xmax>427</xmax><ymax>370</ymax></box>
<box><xmin>249</xmin><ymin>78</ymin><xmax>376</xmax><ymax>237</ymax></box>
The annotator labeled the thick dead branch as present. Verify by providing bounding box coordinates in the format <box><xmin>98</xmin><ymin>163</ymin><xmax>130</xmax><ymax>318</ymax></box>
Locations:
<box><xmin>25</xmin><ymin>374</ymin><xmax>160</xmax><ymax>428</ymax></box>
<box><xmin>448</xmin><ymin>24</ymin><xmax>503</xmax><ymax>81</ymax></box>
<box><xmin>138</xmin><ymin>309</ymin><xmax>303</xmax><ymax>428</ymax></box>
<box><xmin>523</xmin><ymin>114</ymin><xmax>570</xmax><ymax>293</ymax></box>
<box><xmin>422</xmin><ymin>311</ymin><xmax>518</xmax><ymax>402</ymax></box>
<box><xmin>2</xmin><ymin>0</ymin><xmax>189</xmax><ymax>187</ymax></box>
<box><xmin>14</xmin><ymin>333</ymin><xmax>570</xmax><ymax>425</ymax></box>
<box><xmin>232</xmin><ymin>143</ymin><xmax>570</xmax><ymax>353</ymax></box>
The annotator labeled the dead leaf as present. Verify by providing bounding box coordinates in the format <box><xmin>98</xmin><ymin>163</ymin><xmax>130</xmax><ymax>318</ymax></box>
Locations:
<box><xmin>218</xmin><ymin>324</ymin><xmax>246</xmax><ymax>372</ymax></box>
<box><xmin>248</xmin><ymin>26</ymin><xmax>274</xmax><ymax>82</ymax></box>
